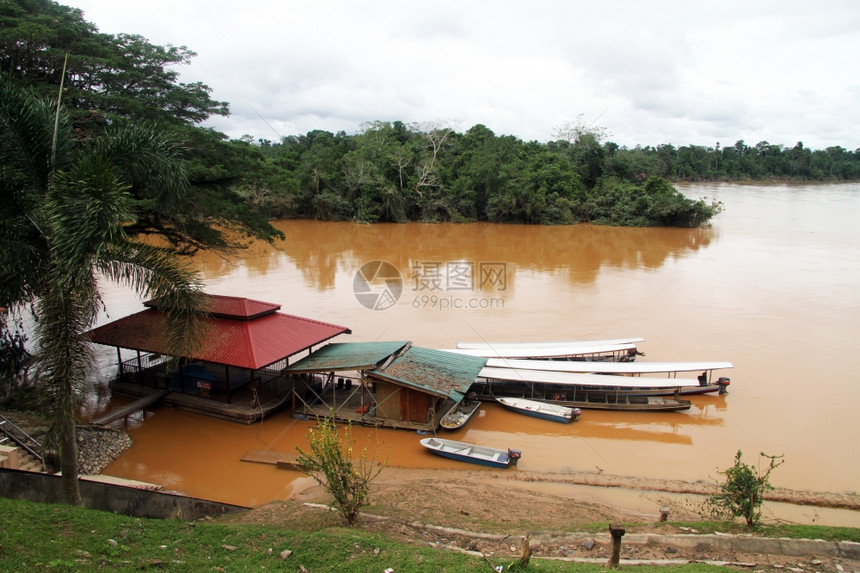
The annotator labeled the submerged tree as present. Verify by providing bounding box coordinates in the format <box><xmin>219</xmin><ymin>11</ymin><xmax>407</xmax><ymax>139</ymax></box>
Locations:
<box><xmin>0</xmin><ymin>77</ymin><xmax>207</xmax><ymax>504</ymax></box>
<box><xmin>295</xmin><ymin>413</ymin><xmax>388</xmax><ymax>525</ymax></box>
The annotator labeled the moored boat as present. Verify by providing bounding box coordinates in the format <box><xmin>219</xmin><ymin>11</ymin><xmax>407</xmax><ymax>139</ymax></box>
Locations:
<box><xmin>476</xmin><ymin>367</ymin><xmax>694</xmax><ymax>411</ymax></box>
<box><xmin>483</xmin><ymin>358</ymin><xmax>733</xmax><ymax>395</ymax></box>
<box><xmin>496</xmin><ymin>396</ymin><xmax>582</xmax><ymax>423</ymax></box>
<box><xmin>456</xmin><ymin>338</ymin><xmax>645</xmax><ymax>349</ymax></box>
<box><xmin>445</xmin><ymin>342</ymin><xmax>638</xmax><ymax>361</ymax></box>
<box><xmin>439</xmin><ymin>399</ymin><xmax>481</xmax><ymax>430</ymax></box>
<box><xmin>419</xmin><ymin>437</ymin><xmax>521</xmax><ymax>468</ymax></box>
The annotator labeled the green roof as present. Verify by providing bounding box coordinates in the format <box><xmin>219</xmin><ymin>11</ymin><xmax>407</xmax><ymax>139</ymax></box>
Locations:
<box><xmin>367</xmin><ymin>347</ymin><xmax>488</xmax><ymax>400</ymax></box>
<box><xmin>284</xmin><ymin>341</ymin><xmax>411</xmax><ymax>372</ymax></box>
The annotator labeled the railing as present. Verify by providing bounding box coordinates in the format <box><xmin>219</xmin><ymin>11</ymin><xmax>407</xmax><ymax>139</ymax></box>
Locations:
<box><xmin>0</xmin><ymin>414</ymin><xmax>44</xmax><ymax>466</ymax></box>
<box><xmin>117</xmin><ymin>354</ymin><xmax>293</xmax><ymax>405</ymax></box>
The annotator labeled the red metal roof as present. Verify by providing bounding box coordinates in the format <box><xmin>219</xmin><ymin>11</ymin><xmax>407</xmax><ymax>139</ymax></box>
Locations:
<box><xmin>88</xmin><ymin>295</ymin><xmax>351</xmax><ymax>370</ymax></box>
<box><xmin>145</xmin><ymin>294</ymin><xmax>280</xmax><ymax>320</ymax></box>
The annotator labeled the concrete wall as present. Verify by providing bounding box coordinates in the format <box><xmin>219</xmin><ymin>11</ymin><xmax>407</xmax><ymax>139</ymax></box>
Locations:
<box><xmin>0</xmin><ymin>468</ymin><xmax>247</xmax><ymax>520</ymax></box>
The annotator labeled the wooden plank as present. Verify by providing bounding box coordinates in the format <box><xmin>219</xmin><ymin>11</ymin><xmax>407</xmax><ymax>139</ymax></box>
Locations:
<box><xmin>240</xmin><ymin>449</ymin><xmax>306</xmax><ymax>471</ymax></box>
<box><xmin>90</xmin><ymin>390</ymin><xmax>171</xmax><ymax>425</ymax></box>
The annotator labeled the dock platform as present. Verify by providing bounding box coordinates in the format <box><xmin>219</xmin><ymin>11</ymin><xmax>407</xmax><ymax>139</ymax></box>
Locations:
<box><xmin>240</xmin><ymin>449</ymin><xmax>305</xmax><ymax>471</ymax></box>
<box><xmin>90</xmin><ymin>390</ymin><xmax>172</xmax><ymax>425</ymax></box>
<box><xmin>105</xmin><ymin>381</ymin><xmax>291</xmax><ymax>424</ymax></box>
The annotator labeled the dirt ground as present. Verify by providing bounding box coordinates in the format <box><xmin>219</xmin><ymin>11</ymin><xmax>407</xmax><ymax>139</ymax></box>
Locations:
<box><xmin>224</xmin><ymin>467</ymin><xmax>860</xmax><ymax>571</ymax></box>
<box><xmin>3</xmin><ymin>409</ymin><xmax>856</xmax><ymax>569</ymax></box>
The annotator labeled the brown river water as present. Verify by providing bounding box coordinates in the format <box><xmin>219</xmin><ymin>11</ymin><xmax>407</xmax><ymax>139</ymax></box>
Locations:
<box><xmin>90</xmin><ymin>183</ymin><xmax>860</xmax><ymax>526</ymax></box>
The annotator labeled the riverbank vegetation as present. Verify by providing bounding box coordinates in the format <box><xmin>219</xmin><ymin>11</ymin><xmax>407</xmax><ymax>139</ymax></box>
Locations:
<box><xmin>4</xmin><ymin>1</ymin><xmax>859</xmax><ymax>233</ymax></box>
<box><xmin>708</xmin><ymin>451</ymin><xmax>785</xmax><ymax>528</ymax></box>
<box><xmin>1</xmin><ymin>497</ymin><xmax>857</xmax><ymax>572</ymax></box>
<box><xmin>295</xmin><ymin>415</ymin><xmax>388</xmax><ymax>525</ymax></box>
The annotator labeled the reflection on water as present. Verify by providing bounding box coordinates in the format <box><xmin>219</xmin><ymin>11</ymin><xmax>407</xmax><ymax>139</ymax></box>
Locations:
<box><xmin>193</xmin><ymin>222</ymin><xmax>716</xmax><ymax>293</ymax></box>
<box><xmin>96</xmin><ymin>183</ymin><xmax>860</xmax><ymax>526</ymax></box>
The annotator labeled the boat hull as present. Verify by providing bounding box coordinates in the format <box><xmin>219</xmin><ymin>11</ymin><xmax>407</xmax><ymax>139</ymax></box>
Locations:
<box><xmin>557</xmin><ymin>395</ymin><xmax>692</xmax><ymax>411</ymax></box>
<box><xmin>439</xmin><ymin>400</ymin><xmax>481</xmax><ymax>430</ymax></box>
<box><xmin>473</xmin><ymin>380</ymin><xmax>692</xmax><ymax>411</ymax></box>
<box><xmin>419</xmin><ymin>438</ymin><xmax>519</xmax><ymax>468</ymax></box>
<box><xmin>496</xmin><ymin>397</ymin><xmax>580</xmax><ymax>423</ymax></box>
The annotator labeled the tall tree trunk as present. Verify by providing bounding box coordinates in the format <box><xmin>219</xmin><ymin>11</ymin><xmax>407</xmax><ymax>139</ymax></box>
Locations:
<box><xmin>59</xmin><ymin>381</ymin><xmax>82</xmax><ymax>506</ymax></box>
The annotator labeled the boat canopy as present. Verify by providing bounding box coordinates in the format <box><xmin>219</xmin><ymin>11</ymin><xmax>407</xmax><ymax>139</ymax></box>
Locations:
<box><xmin>456</xmin><ymin>338</ymin><xmax>644</xmax><ymax>349</ymax></box>
<box><xmin>444</xmin><ymin>343</ymin><xmax>636</xmax><ymax>359</ymax></box>
<box><xmin>478</xmin><ymin>367</ymin><xmax>702</xmax><ymax>388</ymax></box>
<box><xmin>483</xmin><ymin>358</ymin><xmax>733</xmax><ymax>375</ymax></box>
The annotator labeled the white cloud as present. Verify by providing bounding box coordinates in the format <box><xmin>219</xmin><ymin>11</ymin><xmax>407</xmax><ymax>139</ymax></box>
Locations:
<box><xmin>66</xmin><ymin>0</ymin><xmax>860</xmax><ymax>149</ymax></box>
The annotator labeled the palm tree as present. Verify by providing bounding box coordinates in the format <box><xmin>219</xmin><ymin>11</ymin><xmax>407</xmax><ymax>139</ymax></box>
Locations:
<box><xmin>0</xmin><ymin>78</ymin><xmax>206</xmax><ymax>505</ymax></box>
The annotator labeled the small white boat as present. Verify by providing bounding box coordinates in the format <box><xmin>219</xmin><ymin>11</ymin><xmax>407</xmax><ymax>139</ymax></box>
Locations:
<box><xmin>419</xmin><ymin>437</ymin><xmax>521</xmax><ymax>468</ymax></box>
<box><xmin>496</xmin><ymin>397</ymin><xmax>581</xmax><ymax>423</ymax></box>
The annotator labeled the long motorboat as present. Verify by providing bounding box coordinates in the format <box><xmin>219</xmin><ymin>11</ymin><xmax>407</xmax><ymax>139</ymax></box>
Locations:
<box><xmin>439</xmin><ymin>399</ymin><xmax>481</xmax><ymax>430</ymax></box>
<box><xmin>456</xmin><ymin>338</ymin><xmax>645</xmax><ymax>350</ymax></box>
<box><xmin>496</xmin><ymin>397</ymin><xmax>582</xmax><ymax>423</ymax></box>
<box><xmin>476</xmin><ymin>367</ymin><xmax>694</xmax><ymax>411</ymax></box>
<box><xmin>445</xmin><ymin>342</ymin><xmax>639</xmax><ymax>361</ymax></box>
<box><xmin>419</xmin><ymin>437</ymin><xmax>521</xmax><ymax>468</ymax></box>
<box><xmin>483</xmin><ymin>358</ymin><xmax>732</xmax><ymax>395</ymax></box>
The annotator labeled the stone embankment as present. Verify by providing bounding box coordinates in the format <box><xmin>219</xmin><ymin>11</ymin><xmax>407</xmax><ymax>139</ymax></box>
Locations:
<box><xmin>1</xmin><ymin>410</ymin><xmax>132</xmax><ymax>475</ymax></box>
<box><xmin>75</xmin><ymin>427</ymin><xmax>132</xmax><ymax>476</ymax></box>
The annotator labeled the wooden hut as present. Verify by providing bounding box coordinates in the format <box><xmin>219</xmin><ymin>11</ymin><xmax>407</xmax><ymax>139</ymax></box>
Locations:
<box><xmin>285</xmin><ymin>343</ymin><xmax>487</xmax><ymax>431</ymax></box>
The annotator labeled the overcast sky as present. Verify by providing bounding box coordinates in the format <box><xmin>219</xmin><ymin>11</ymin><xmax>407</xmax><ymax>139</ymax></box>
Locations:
<box><xmin>66</xmin><ymin>0</ymin><xmax>860</xmax><ymax>150</ymax></box>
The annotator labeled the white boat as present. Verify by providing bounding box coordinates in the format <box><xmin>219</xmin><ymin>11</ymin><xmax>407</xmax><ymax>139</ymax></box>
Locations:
<box><xmin>476</xmin><ymin>367</ymin><xmax>695</xmax><ymax>411</ymax></box>
<box><xmin>495</xmin><ymin>397</ymin><xmax>581</xmax><ymax>423</ymax></box>
<box><xmin>484</xmin><ymin>358</ymin><xmax>731</xmax><ymax>375</ymax></box>
<box><xmin>483</xmin><ymin>358</ymin><xmax>732</xmax><ymax>395</ymax></box>
<box><xmin>456</xmin><ymin>338</ymin><xmax>645</xmax><ymax>350</ymax></box>
<box><xmin>419</xmin><ymin>437</ymin><xmax>521</xmax><ymax>468</ymax></box>
<box><xmin>444</xmin><ymin>342</ymin><xmax>638</xmax><ymax>361</ymax></box>
<box><xmin>479</xmin><ymin>366</ymin><xmax>702</xmax><ymax>389</ymax></box>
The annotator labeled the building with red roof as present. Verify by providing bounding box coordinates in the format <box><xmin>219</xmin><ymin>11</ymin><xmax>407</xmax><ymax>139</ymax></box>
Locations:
<box><xmin>86</xmin><ymin>294</ymin><xmax>350</xmax><ymax>422</ymax></box>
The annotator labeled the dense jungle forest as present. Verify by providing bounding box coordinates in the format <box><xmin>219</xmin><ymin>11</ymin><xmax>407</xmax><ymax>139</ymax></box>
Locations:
<box><xmin>3</xmin><ymin>0</ymin><xmax>859</xmax><ymax>231</ymax></box>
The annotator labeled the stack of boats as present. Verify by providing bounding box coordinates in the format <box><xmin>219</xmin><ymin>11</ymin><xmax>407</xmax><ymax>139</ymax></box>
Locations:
<box><xmin>422</xmin><ymin>337</ymin><xmax>732</xmax><ymax>469</ymax></box>
<box><xmin>446</xmin><ymin>337</ymin><xmax>733</xmax><ymax>413</ymax></box>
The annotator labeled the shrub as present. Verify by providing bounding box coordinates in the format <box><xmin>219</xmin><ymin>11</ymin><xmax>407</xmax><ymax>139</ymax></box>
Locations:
<box><xmin>708</xmin><ymin>450</ymin><xmax>784</xmax><ymax>527</ymax></box>
<box><xmin>295</xmin><ymin>413</ymin><xmax>388</xmax><ymax>525</ymax></box>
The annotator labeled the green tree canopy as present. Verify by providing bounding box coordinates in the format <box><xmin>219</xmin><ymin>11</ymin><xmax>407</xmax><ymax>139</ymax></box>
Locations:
<box><xmin>0</xmin><ymin>0</ymin><xmax>228</xmax><ymax>131</ymax></box>
<box><xmin>0</xmin><ymin>77</ymin><xmax>209</xmax><ymax>504</ymax></box>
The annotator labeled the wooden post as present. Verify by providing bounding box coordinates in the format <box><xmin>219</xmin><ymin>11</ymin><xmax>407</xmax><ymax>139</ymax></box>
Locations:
<box><xmin>608</xmin><ymin>524</ymin><xmax>626</xmax><ymax>568</ymax></box>
<box><xmin>225</xmin><ymin>366</ymin><xmax>232</xmax><ymax>404</ymax></box>
<box><xmin>135</xmin><ymin>349</ymin><xmax>142</xmax><ymax>383</ymax></box>
<box><xmin>518</xmin><ymin>533</ymin><xmax>532</xmax><ymax>565</ymax></box>
<box><xmin>117</xmin><ymin>347</ymin><xmax>124</xmax><ymax>379</ymax></box>
<box><xmin>659</xmin><ymin>507</ymin><xmax>670</xmax><ymax>522</ymax></box>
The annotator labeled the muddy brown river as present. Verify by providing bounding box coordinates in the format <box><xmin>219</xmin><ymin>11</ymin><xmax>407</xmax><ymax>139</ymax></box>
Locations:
<box><xmin>89</xmin><ymin>182</ymin><xmax>860</xmax><ymax>526</ymax></box>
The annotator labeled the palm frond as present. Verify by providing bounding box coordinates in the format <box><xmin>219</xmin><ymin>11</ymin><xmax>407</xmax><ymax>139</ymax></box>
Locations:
<box><xmin>0</xmin><ymin>78</ymin><xmax>74</xmax><ymax>196</ymax></box>
<box><xmin>96</xmin><ymin>240</ymin><xmax>206</xmax><ymax>359</ymax></box>
<box><xmin>46</xmin><ymin>158</ymin><xmax>134</xmax><ymax>285</ymax></box>
<box><xmin>83</xmin><ymin>122</ymin><xmax>189</xmax><ymax>215</ymax></box>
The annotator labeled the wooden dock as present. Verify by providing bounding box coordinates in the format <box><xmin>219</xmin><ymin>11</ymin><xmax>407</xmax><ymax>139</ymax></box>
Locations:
<box><xmin>90</xmin><ymin>390</ymin><xmax>172</xmax><ymax>425</ymax></box>
<box><xmin>108</xmin><ymin>381</ymin><xmax>291</xmax><ymax>424</ymax></box>
<box><xmin>240</xmin><ymin>449</ymin><xmax>306</xmax><ymax>471</ymax></box>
